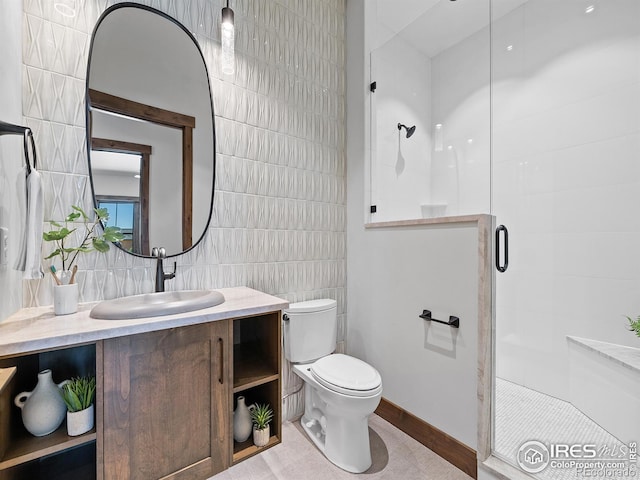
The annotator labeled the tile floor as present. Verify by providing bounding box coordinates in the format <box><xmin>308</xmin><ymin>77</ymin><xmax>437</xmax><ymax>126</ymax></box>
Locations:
<box><xmin>494</xmin><ymin>378</ymin><xmax>627</xmax><ymax>480</ymax></box>
<box><xmin>211</xmin><ymin>414</ymin><xmax>473</xmax><ymax>480</ymax></box>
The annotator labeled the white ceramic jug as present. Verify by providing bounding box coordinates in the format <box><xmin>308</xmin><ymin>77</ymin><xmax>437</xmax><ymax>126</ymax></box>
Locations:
<box><xmin>233</xmin><ymin>396</ymin><xmax>255</xmax><ymax>442</ymax></box>
<box><xmin>14</xmin><ymin>369</ymin><xmax>69</xmax><ymax>437</ymax></box>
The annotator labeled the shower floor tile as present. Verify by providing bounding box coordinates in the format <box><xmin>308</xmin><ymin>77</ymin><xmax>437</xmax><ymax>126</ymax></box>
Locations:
<box><xmin>210</xmin><ymin>414</ymin><xmax>473</xmax><ymax>480</ymax></box>
<box><xmin>495</xmin><ymin>378</ymin><xmax>629</xmax><ymax>480</ymax></box>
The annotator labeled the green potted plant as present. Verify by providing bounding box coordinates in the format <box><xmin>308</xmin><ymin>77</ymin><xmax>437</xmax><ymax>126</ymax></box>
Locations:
<box><xmin>60</xmin><ymin>375</ymin><xmax>96</xmax><ymax>436</ymax></box>
<box><xmin>250</xmin><ymin>403</ymin><xmax>274</xmax><ymax>447</ymax></box>
<box><xmin>626</xmin><ymin>315</ymin><xmax>640</xmax><ymax>338</ymax></box>
<box><xmin>43</xmin><ymin>205</ymin><xmax>123</xmax><ymax>315</ymax></box>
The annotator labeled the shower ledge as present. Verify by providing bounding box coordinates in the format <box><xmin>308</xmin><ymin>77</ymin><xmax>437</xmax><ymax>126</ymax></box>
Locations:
<box><xmin>567</xmin><ymin>336</ymin><xmax>640</xmax><ymax>375</ymax></box>
<box><xmin>567</xmin><ymin>336</ymin><xmax>639</xmax><ymax>443</ymax></box>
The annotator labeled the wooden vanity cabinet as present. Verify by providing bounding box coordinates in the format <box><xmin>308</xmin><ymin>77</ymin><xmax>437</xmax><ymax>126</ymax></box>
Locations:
<box><xmin>100</xmin><ymin>320</ymin><xmax>232</xmax><ymax>480</ymax></box>
<box><xmin>0</xmin><ymin>302</ymin><xmax>283</xmax><ymax>480</ymax></box>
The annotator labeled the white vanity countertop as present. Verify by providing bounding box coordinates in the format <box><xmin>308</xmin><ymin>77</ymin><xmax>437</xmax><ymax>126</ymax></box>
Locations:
<box><xmin>0</xmin><ymin>287</ymin><xmax>288</xmax><ymax>357</ymax></box>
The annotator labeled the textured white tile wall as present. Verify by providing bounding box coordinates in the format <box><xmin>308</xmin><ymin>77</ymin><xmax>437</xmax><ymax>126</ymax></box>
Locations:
<box><xmin>20</xmin><ymin>0</ymin><xmax>346</xmax><ymax>420</ymax></box>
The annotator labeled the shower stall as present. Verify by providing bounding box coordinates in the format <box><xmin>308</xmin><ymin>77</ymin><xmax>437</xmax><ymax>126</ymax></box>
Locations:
<box><xmin>368</xmin><ymin>0</ymin><xmax>640</xmax><ymax>477</ymax></box>
<box><xmin>368</xmin><ymin>0</ymin><xmax>491</xmax><ymax>222</ymax></box>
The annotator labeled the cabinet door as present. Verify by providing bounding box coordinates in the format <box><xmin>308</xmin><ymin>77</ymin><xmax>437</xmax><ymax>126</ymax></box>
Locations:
<box><xmin>101</xmin><ymin>322</ymin><xmax>231</xmax><ymax>480</ymax></box>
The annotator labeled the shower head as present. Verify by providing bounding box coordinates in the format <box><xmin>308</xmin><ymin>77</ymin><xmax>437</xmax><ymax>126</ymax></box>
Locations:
<box><xmin>398</xmin><ymin>123</ymin><xmax>416</xmax><ymax>138</ymax></box>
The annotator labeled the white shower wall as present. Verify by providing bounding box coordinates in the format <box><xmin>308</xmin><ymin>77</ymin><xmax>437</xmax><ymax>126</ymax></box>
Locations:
<box><xmin>430</xmin><ymin>26</ymin><xmax>490</xmax><ymax>217</ymax></box>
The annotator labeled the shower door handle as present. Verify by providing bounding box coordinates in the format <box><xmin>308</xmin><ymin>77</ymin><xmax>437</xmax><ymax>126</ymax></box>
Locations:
<box><xmin>495</xmin><ymin>225</ymin><xmax>509</xmax><ymax>273</ymax></box>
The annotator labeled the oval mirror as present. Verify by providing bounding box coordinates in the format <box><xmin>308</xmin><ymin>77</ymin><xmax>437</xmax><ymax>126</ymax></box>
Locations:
<box><xmin>86</xmin><ymin>4</ymin><xmax>215</xmax><ymax>257</ymax></box>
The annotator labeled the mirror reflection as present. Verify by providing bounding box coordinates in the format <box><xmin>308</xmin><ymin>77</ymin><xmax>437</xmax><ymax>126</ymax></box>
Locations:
<box><xmin>87</xmin><ymin>4</ymin><xmax>215</xmax><ymax>257</ymax></box>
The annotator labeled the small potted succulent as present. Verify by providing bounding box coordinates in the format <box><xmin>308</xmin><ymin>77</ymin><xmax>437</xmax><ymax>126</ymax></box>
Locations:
<box><xmin>250</xmin><ymin>403</ymin><xmax>273</xmax><ymax>447</ymax></box>
<box><xmin>60</xmin><ymin>375</ymin><xmax>96</xmax><ymax>436</ymax></box>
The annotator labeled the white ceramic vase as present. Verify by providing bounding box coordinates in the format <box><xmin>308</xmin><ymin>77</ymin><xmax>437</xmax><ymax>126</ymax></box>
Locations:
<box><xmin>233</xmin><ymin>396</ymin><xmax>254</xmax><ymax>442</ymax></box>
<box><xmin>253</xmin><ymin>425</ymin><xmax>270</xmax><ymax>447</ymax></box>
<box><xmin>67</xmin><ymin>404</ymin><xmax>94</xmax><ymax>436</ymax></box>
<box><xmin>14</xmin><ymin>369</ymin><xmax>69</xmax><ymax>437</ymax></box>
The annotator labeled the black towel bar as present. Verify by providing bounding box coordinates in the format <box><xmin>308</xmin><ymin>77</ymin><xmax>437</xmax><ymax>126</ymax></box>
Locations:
<box><xmin>0</xmin><ymin>120</ymin><xmax>37</xmax><ymax>173</ymax></box>
<box><xmin>419</xmin><ymin>309</ymin><xmax>460</xmax><ymax>328</ymax></box>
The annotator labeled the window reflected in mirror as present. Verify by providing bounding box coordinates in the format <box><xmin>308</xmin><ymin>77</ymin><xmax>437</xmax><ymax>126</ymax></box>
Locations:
<box><xmin>97</xmin><ymin>199</ymin><xmax>138</xmax><ymax>252</ymax></box>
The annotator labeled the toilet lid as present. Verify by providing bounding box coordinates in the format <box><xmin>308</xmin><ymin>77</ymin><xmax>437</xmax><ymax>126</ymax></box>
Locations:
<box><xmin>311</xmin><ymin>354</ymin><xmax>382</xmax><ymax>397</ymax></box>
<box><xmin>285</xmin><ymin>298</ymin><xmax>337</xmax><ymax>314</ymax></box>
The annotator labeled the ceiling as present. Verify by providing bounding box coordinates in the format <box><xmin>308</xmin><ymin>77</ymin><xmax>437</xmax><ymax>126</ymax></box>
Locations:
<box><xmin>374</xmin><ymin>0</ymin><xmax>529</xmax><ymax>58</ymax></box>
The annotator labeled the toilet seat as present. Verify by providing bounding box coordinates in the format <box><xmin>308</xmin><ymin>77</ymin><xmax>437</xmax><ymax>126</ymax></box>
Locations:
<box><xmin>310</xmin><ymin>354</ymin><xmax>382</xmax><ymax>397</ymax></box>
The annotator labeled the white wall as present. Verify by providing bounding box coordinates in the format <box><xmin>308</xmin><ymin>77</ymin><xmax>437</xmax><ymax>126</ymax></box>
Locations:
<box><xmin>347</xmin><ymin>224</ymin><xmax>480</xmax><ymax>449</ymax></box>
<box><xmin>347</xmin><ymin>0</ymin><xmax>479</xmax><ymax>450</ymax></box>
<box><xmin>0</xmin><ymin>0</ymin><xmax>23</xmax><ymax>320</ymax></box>
<box><xmin>93</xmin><ymin>173</ymin><xmax>140</xmax><ymax>199</ymax></box>
<box><xmin>493</xmin><ymin>0</ymin><xmax>640</xmax><ymax>400</ymax></box>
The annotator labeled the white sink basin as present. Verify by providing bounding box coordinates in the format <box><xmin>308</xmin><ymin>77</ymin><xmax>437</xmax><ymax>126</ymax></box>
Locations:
<box><xmin>90</xmin><ymin>290</ymin><xmax>225</xmax><ymax>320</ymax></box>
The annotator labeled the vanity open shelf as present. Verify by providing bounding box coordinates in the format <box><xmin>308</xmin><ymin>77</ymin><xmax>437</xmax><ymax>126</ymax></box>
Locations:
<box><xmin>232</xmin><ymin>435</ymin><xmax>280</xmax><ymax>463</ymax></box>
<box><xmin>232</xmin><ymin>312</ymin><xmax>282</xmax><ymax>464</ymax></box>
<box><xmin>0</xmin><ymin>428</ymin><xmax>96</xmax><ymax>471</ymax></box>
<box><xmin>233</xmin><ymin>343</ymin><xmax>280</xmax><ymax>392</ymax></box>
<box><xmin>0</xmin><ymin>344</ymin><xmax>96</xmax><ymax>480</ymax></box>
<box><xmin>233</xmin><ymin>313</ymin><xmax>280</xmax><ymax>390</ymax></box>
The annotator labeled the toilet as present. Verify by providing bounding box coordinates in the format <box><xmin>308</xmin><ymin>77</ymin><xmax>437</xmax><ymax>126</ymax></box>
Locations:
<box><xmin>283</xmin><ymin>299</ymin><xmax>382</xmax><ymax>473</ymax></box>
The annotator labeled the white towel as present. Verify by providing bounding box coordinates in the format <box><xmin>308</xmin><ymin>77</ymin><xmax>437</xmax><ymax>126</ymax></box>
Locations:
<box><xmin>13</xmin><ymin>166</ymin><xmax>27</xmax><ymax>272</ymax></box>
<box><xmin>14</xmin><ymin>166</ymin><xmax>44</xmax><ymax>279</ymax></box>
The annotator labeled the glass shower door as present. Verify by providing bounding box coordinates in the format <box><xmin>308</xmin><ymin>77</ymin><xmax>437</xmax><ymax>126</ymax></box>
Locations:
<box><xmin>491</xmin><ymin>0</ymin><xmax>640</xmax><ymax>476</ymax></box>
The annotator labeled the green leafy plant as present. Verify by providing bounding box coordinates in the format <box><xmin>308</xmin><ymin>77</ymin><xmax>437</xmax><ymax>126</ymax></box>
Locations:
<box><xmin>626</xmin><ymin>315</ymin><xmax>640</xmax><ymax>338</ymax></box>
<box><xmin>43</xmin><ymin>205</ymin><xmax>124</xmax><ymax>272</ymax></box>
<box><xmin>250</xmin><ymin>403</ymin><xmax>274</xmax><ymax>430</ymax></box>
<box><xmin>61</xmin><ymin>375</ymin><xmax>96</xmax><ymax>412</ymax></box>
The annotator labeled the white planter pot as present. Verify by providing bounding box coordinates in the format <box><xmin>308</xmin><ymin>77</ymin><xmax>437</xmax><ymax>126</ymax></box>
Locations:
<box><xmin>67</xmin><ymin>404</ymin><xmax>94</xmax><ymax>436</ymax></box>
<box><xmin>253</xmin><ymin>425</ymin><xmax>270</xmax><ymax>447</ymax></box>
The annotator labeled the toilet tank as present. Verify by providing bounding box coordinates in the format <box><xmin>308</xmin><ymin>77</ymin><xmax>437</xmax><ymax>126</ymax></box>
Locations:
<box><xmin>283</xmin><ymin>299</ymin><xmax>337</xmax><ymax>363</ymax></box>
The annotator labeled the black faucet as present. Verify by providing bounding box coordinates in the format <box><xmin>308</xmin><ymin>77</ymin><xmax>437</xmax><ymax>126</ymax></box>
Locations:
<box><xmin>151</xmin><ymin>247</ymin><xmax>176</xmax><ymax>292</ymax></box>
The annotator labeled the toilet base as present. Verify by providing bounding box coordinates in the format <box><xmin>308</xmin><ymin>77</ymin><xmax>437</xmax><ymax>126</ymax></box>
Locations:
<box><xmin>295</xmin><ymin>371</ymin><xmax>379</xmax><ymax>473</ymax></box>
<box><xmin>299</xmin><ymin>411</ymin><xmax>373</xmax><ymax>474</ymax></box>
